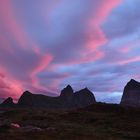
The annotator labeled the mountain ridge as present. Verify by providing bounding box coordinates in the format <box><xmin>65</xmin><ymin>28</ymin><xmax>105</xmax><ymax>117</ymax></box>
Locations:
<box><xmin>1</xmin><ymin>85</ymin><xmax>96</xmax><ymax>109</ymax></box>
<box><xmin>1</xmin><ymin>79</ymin><xmax>140</xmax><ymax>108</ymax></box>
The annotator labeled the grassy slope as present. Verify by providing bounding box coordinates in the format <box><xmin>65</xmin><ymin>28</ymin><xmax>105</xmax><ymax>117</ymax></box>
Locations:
<box><xmin>0</xmin><ymin>103</ymin><xmax>140</xmax><ymax>140</ymax></box>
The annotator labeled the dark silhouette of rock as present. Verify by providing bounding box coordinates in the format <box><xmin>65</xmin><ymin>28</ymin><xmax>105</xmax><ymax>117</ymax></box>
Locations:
<box><xmin>18</xmin><ymin>91</ymin><xmax>61</xmax><ymax>108</ymax></box>
<box><xmin>17</xmin><ymin>85</ymin><xmax>96</xmax><ymax>109</ymax></box>
<box><xmin>60</xmin><ymin>85</ymin><xmax>75</xmax><ymax>108</ymax></box>
<box><xmin>1</xmin><ymin>97</ymin><xmax>15</xmax><ymax>107</ymax></box>
<box><xmin>120</xmin><ymin>79</ymin><xmax>140</xmax><ymax>107</ymax></box>
<box><xmin>60</xmin><ymin>85</ymin><xmax>74</xmax><ymax>98</ymax></box>
<box><xmin>74</xmin><ymin>88</ymin><xmax>96</xmax><ymax>108</ymax></box>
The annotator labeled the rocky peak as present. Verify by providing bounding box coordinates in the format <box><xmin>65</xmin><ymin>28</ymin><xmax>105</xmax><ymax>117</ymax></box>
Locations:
<box><xmin>75</xmin><ymin>88</ymin><xmax>96</xmax><ymax>98</ymax></box>
<box><xmin>125</xmin><ymin>79</ymin><xmax>140</xmax><ymax>90</ymax></box>
<box><xmin>60</xmin><ymin>85</ymin><xmax>74</xmax><ymax>98</ymax></box>
<box><xmin>78</xmin><ymin>88</ymin><xmax>92</xmax><ymax>93</ymax></box>
<box><xmin>65</xmin><ymin>85</ymin><xmax>73</xmax><ymax>92</ymax></box>
<box><xmin>22</xmin><ymin>91</ymin><xmax>32</xmax><ymax>96</ymax></box>
<box><xmin>18</xmin><ymin>91</ymin><xmax>33</xmax><ymax>106</ymax></box>
<box><xmin>120</xmin><ymin>79</ymin><xmax>140</xmax><ymax>107</ymax></box>
<box><xmin>129</xmin><ymin>79</ymin><xmax>138</xmax><ymax>83</ymax></box>
<box><xmin>74</xmin><ymin>88</ymin><xmax>96</xmax><ymax>107</ymax></box>
<box><xmin>1</xmin><ymin>97</ymin><xmax>15</xmax><ymax>106</ymax></box>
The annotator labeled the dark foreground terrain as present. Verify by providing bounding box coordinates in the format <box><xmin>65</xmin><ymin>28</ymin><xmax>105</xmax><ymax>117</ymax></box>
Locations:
<box><xmin>0</xmin><ymin>103</ymin><xmax>140</xmax><ymax>140</ymax></box>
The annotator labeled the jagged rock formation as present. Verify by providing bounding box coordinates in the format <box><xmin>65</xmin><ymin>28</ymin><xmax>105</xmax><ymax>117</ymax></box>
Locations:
<box><xmin>59</xmin><ymin>85</ymin><xmax>75</xmax><ymax>108</ymax></box>
<box><xmin>59</xmin><ymin>86</ymin><xmax>96</xmax><ymax>108</ymax></box>
<box><xmin>17</xmin><ymin>85</ymin><xmax>96</xmax><ymax>109</ymax></box>
<box><xmin>60</xmin><ymin>85</ymin><xmax>74</xmax><ymax>98</ymax></box>
<box><xmin>1</xmin><ymin>97</ymin><xmax>15</xmax><ymax>107</ymax></box>
<box><xmin>120</xmin><ymin>79</ymin><xmax>140</xmax><ymax>107</ymax></box>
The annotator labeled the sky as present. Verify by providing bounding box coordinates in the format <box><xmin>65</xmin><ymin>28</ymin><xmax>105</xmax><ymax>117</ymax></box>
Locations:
<box><xmin>0</xmin><ymin>0</ymin><xmax>140</xmax><ymax>103</ymax></box>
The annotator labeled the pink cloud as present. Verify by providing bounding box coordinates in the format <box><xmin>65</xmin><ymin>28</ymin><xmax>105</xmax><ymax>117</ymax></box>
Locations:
<box><xmin>118</xmin><ymin>56</ymin><xmax>140</xmax><ymax>65</ymax></box>
<box><xmin>93</xmin><ymin>0</ymin><xmax>123</xmax><ymax>24</ymax></box>
<box><xmin>0</xmin><ymin>69</ymin><xmax>23</xmax><ymax>99</ymax></box>
<box><xmin>0</xmin><ymin>40</ymin><xmax>53</xmax><ymax>98</ymax></box>
<box><xmin>52</xmin><ymin>1</ymin><xmax>123</xmax><ymax>66</ymax></box>
<box><xmin>0</xmin><ymin>1</ymin><xmax>54</xmax><ymax>98</ymax></box>
<box><xmin>45</xmin><ymin>0</ymin><xmax>123</xmax><ymax>69</ymax></box>
<box><xmin>81</xmin><ymin>0</ymin><xmax>122</xmax><ymax>62</ymax></box>
<box><xmin>121</xmin><ymin>47</ymin><xmax>132</xmax><ymax>53</ymax></box>
<box><xmin>30</xmin><ymin>47</ymin><xmax>53</xmax><ymax>91</ymax></box>
<box><xmin>0</xmin><ymin>0</ymin><xmax>29</xmax><ymax>49</ymax></box>
<box><xmin>84</xmin><ymin>0</ymin><xmax>123</xmax><ymax>62</ymax></box>
<box><xmin>0</xmin><ymin>44</ymin><xmax>53</xmax><ymax>98</ymax></box>
<box><xmin>121</xmin><ymin>40</ymin><xmax>140</xmax><ymax>53</ymax></box>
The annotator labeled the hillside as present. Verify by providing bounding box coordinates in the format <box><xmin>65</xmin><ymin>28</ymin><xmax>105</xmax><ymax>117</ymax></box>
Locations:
<box><xmin>0</xmin><ymin>103</ymin><xmax>140</xmax><ymax>140</ymax></box>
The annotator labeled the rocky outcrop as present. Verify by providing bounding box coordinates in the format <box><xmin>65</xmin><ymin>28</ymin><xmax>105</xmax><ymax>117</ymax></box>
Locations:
<box><xmin>59</xmin><ymin>86</ymin><xmax>96</xmax><ymax>108</ymax></box>
<box><xmin>74</xmin><ymin>88</ymin><xmax>96</xmax><ymax>108</ymax></box>
<box><xmin>18</xmin><ymin>91</ymin><xmax>61</xmax><ymax>108</ymax></box>
<box><xmin>60</xmin><ymin>85</ymin><xmax>74</xmax><ymax>98</ymax></box>
<box><xmin>59</xmin><ymin>85</ymin><xmax>75</xmax><ymax>108</ymax></box>
<box><xmin>17</xmin><ymin>85</ymin><xmax>96</xmax><ymax>109</ymax></box>
<box><xmin>120</xmin><ymin>79</ymin><xmax>140</xmax><ymax>107</ymax></box>
<box><xmin>1</xmin><ymin>97</ymin><xmax>15</xmax><ymax>107</ymax></box>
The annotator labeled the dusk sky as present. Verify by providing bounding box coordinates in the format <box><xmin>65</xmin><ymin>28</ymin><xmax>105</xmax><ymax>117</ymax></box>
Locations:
<box><xmin>0</xmin><ymin>0</ymin><xmax>140</xmax><ymax>103</ymax></box>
